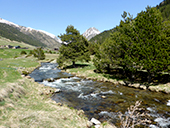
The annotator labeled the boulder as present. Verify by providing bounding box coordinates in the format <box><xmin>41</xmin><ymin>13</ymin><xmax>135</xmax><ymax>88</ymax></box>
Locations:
<box><xmin>90</xmin><ymin>118</ymin><xmax>101</xmax><ymax>125</ymax></box>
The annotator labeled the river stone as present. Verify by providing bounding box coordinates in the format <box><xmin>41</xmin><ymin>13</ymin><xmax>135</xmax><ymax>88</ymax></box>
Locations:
<box><xmin>50</xmin><ymin>59</ymin><xmax>56</xmax><ymax>63</ymax></box>
<box><xmin>46</xmin><ymin>78</ymin><xmax>54</xmax><ymax>82</ymax></box>
<box><xmin>118</xmin><ymin>81</ymin><xmax>126</xmax><ymax>85</ymax></box>
<box><xmin>164</xmin><ymin>89</ymin><xmax>170</xmax><ymax>94</ymax></box>
<box><xmin>86</xmin><ymin>121</ymin><xmax>93</xmax><ymax>127</ymax></box>
<box><xmin>101</xmin><ymin>95</ymin><xmax>106</xmax><ymax>99</ymax></box>
<box><xmin>25</xmin><ymin>75</ymin><xmax>31</xmax><ymax>79</ymax></box>
<box><xmin>167</xmin><ymin>100</ymin><xmax>170</xmax><ymax>106</ymax></box>
<box><xmin>132</xmin><ymin>83</ymin><xmax>140</xmax><ymax>88</ymax></box>
<box><xmin>95</xmin><ymin>125</ymin><xmax>101</xmax><ymax>128</ymax></box>
<box><xmin>140</xmin><ymin>85</ymin><xmax>147</xmax><ymax>90</ymax></box>
<box><xmin>90</xmin><ymin>118</ymin><xmax>101</xmax><ymax>125</ymax></box>
<box><xmin>21</xmin><ymin>75</ymin><xmax>25</xmax><ymax>78</ymax></box>
<box><xmin>55</xmin><ymin>89</ymin><xmax>61</xmax><ymax>93</ymax></box>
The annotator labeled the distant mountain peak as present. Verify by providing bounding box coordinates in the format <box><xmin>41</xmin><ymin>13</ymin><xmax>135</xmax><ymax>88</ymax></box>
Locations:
<box><xmin>83</xmin><ymin>27</ymin><xmax>100</xmax><ymax>40</ymax></box>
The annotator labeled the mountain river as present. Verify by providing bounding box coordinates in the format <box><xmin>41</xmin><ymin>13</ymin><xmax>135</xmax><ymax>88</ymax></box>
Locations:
<box><xmin>29</xmin><ymin>62</ymin><xmax>170</xmax><ymax>127</ymax></box>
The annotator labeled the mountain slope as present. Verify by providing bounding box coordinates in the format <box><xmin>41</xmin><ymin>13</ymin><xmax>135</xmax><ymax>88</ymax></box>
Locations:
<box><xmin>89</xmin><ymin>27</ymin><xmax>116</xmax><ymax>44</ymax></box>
<box><xmin>0</xmin><ymin>23</ymin><xmax>46</xmax><ymax>47</ymax></box>
<box><xmin>157</xmin><ymin>0</ymin><xmax>170</xmax><ymax>21</ymax></box>
<box><xmin>0</xmin><ymin>18</ymin><xmax>61</xmax><ymax>48</ymax></box>
<box><xmin>83</xmin><ymin>27</ymin><xmax>100</xmax><ymax>40</ymax></box>
<box><xmin>90</xmin><ymin>0</ymin><xmax>170</xmax><ymax>45</ymax></box>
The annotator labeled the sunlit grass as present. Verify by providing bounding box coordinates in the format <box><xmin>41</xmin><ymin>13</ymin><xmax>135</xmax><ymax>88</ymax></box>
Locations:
<box><xmin>0</xmin><ymin>48</ymin><xmax>88</xmax><ymax>127</ymax></box>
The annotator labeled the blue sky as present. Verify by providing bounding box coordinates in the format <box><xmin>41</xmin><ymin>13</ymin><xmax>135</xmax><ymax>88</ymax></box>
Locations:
<box><xmin>0</xmin><ymin>0</ymin><xmax>161</xmax><ymax>37</ymax></box>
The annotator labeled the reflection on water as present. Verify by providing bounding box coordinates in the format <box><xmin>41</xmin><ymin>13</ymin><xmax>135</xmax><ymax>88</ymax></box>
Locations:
<box><xmin>29</xmin><ymin>63</ymin><xmax>170</xmax><ymax>127</ymax></box>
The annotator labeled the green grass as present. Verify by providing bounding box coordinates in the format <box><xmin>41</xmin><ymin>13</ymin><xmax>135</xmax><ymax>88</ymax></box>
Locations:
<box><xmin>0</xmin><ymin>36</ymin><xmax>36</xmax><ymax>49</ymax></box>
<box><xmin>0</xmin><ymin>47</ymin><xmax>89</xmax><ymax>128</ymax></box>
<box><xmin>0</xmin><ymin>49</ymin><xmax>39</xmax><ymax>89</ymax></box>
<box><xmin>65</xmin><ymin>60</ymin><xmax>111</xmax><ymax>81</ymax></box>
<box><xmin>0</xmin><ymin>49</ymin><xmax>31</xmax><ymax>59</ymax></box>
<box><xmin>0</xmin><ymin>101</ymin><xmax>5</xmax><ymax>106</ymax></box>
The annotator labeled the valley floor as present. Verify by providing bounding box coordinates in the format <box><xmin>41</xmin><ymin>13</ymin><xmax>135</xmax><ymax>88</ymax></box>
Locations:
<box><xmin>0</xmin><ymin>52</ymin><xmax>89</xmax><ymax>128</ymax></box>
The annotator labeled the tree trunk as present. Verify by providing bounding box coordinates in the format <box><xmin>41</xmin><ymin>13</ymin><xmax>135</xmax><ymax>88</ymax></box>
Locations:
<box><xmin>107</xmin><ymin>64</ymin><xmax>110</xmax><ymax>73</ymax></box>
<box><xmin>147</xmin><ymin>70</ymin><xmax>152</xmax><ymax>83</ymax></box>
<box><xmin>72</xmin><ymin>61</ymin><xmax>75</xmax><ymax>68</ymax></box>
<box><xmin>131</xmin><ymin>72</ymin><xmax>135</xmax><ymax>82</ymax></box>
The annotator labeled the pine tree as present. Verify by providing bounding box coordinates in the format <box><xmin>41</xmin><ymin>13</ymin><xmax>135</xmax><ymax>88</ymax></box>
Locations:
<box><xmin>57</xmin><ymin>25</ymin><xmax>90</xmax><ymax>68</ymax></box>
<box><xmin>133</xmin><ymin>6</ymin><xmax>170</xmax><ymax>83</ymax></box>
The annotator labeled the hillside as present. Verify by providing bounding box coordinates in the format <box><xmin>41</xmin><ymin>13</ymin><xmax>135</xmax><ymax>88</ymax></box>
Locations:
<box><xmin>90</xmin><ymin>0</ymin><xmax>170</xmax><ymax>45</ymax></box>
<box><xmin>0</xmin><ymin>36</ymin><xmax>36</xmax><ymax>49</ymax></box>
<box><xmin>89</xmin><ymin>28</ymin><xmax>116</xmax><ymax>44</ymax></box>
<box><xmin>157</xmin><ymin>0</ymin><xmax>170</xmax><ymax>21</ymax></box>
<box><xmin>0</xmin><ymin>23</ymin><xmax>46</xmax><ymax>47</ymax></box>
<box><xmin>0</xmin><ymin>18</ymin><xmax>61</xmax><ymax>48</ymax></box>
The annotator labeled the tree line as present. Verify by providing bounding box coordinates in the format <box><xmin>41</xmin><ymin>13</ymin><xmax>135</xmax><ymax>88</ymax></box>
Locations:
<box><xmin>93</xmin><ymin>7</ymin><xmax>170</xmax><ymax>83</ymax></box>
<box><xmin>57</xmin><ymin>6</ymin><xmax>170</xmax><ymax>83</ymax></box>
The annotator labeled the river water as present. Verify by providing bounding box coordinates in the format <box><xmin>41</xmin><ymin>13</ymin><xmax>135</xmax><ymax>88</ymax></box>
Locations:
<box><xmin>29</xmin><ymin>62</ymin><xmax>170</xmax><ymax>127</ymax></box>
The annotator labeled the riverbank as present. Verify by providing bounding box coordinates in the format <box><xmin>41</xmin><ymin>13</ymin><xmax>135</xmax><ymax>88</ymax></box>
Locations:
<box><xmin>62</xmin><ymin>61</ymin><xmax>170</xmax><ymax>94</ymax></box>
<box><xmin>0</xmin><ymin>51</ymin><xmax>116</xmax><ymax>128</ymax></box>
<box><xmin>0</xmin><ymin>50</ymin><xmax>89</xmax><ymax>127</ymax></box>
<box><xmin>0</xmin><ymin>77</ymin><xmax>90</xmax><ymax>127</ymax></box>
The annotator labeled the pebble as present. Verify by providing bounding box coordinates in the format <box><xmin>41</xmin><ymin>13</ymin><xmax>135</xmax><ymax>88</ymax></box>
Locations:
<box><xmin>167</xmin><ymin>100</ymin><xmax>170</xmax><ymax>106</ymax></box>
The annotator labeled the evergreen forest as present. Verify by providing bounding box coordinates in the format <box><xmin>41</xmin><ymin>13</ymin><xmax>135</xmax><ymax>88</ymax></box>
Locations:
<box><xmin>92</xmin><ymin>6</ymin><xmax>170</xmax><ymax>84</ymax></box>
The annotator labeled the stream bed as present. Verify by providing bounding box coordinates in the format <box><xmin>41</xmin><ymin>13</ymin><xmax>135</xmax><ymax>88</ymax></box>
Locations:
<box><xmin>29</xmin><ymin>62</ymin><xmax>170</xmax><ymax>127</ymax></box>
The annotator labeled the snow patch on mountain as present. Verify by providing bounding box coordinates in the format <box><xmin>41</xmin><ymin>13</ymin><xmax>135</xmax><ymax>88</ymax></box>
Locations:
<box><xmin>0</xmin><ymin>17</ymin><xmax>62</xmax><ymax>44</ymax></box>
<box><xmin>0</xmin><ymin>18</ymin><xmax>19</xmax><ymax>28</ymax></box>
<box><xmin>83</xmin><ymin>27</ymin><xmax>100</xmax><ymax>40</ymax></box>
<box><xmin>38</xmin><ymin>30</ymin><xmax>56</xmax><ymax>39</ymax></box>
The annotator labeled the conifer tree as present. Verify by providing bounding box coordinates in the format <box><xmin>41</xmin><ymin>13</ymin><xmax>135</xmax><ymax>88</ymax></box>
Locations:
<box><xmin>133</xmin><ymin>7</ymin><xmax>170</xmax><ymax>83</ymax></box>
<box><xmin>57</xmin><ymin>25</ymin><xmax>90</xmax><ymax>68</ymax></box>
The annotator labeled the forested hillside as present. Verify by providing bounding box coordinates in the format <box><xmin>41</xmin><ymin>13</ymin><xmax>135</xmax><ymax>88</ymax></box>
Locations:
<box><xmin>157</xmin><ymin>0</ymin><xmax>170</xmax><ymax>20</ymax></box>
<box><xmin>90</xmin><ymin>0</ymin><xmax>170</xmax><ymax>45</ymax></box>
<box><xmin>0</xmin><ymin>23</ymin><xmax>46</xmax><ymax>46</ymax></box>
<box><xmin>93</xmin><ymin>6</ymin><xmax>170</xmax><ymax>84</ymax></box>
<box><xmin>0</xmin><ymin>23</ymin><xmax>46</xmax><ymax>47</ymax></box>
<box><xmin>89</xmin><ymin>28</ymin><xmax>116</xmax><ymax>44</ymax></box>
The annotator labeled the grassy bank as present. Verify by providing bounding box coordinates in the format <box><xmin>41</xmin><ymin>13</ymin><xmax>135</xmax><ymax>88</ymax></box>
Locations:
<box><xmin>0</xmin><ymin>78</ymin><xmax>88</xmax><ymax>128</ymax></box>
<box><xmin>63</xmin><ymin>60</ymin><xmax>170</xmax><ymax>94</ymax></box>
<box><xmin>0</xmin><ymin>47</ymin><xmax>89</xmax><ymax>127</ymax></box>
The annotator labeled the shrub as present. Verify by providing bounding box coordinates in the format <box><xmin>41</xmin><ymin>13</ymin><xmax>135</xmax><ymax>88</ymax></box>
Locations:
<box><xmin>118</xmin><ymin>101</ymin><xmax>151</xmax><ymax>128</ymax></box>
<box><xmin>20</xmin><ymin>50</ymin><xmax>27</xmax><ymax>55</ymax></box>
<box><xmin>33</xmin><ymin>48</ymin><xmax>45</xmax><ymax>60</ymax></box>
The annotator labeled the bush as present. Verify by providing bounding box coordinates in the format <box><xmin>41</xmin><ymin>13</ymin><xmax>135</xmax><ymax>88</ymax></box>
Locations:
<box><xmin>29</xmin><ymin>50</ymin><xmax>33</xmax><ymax>55</ymax></box>
<box><xmin>33</xmin><ymin>48</ymin><xmax>45</xmax><ymax>60</ymax></box>
<box><xmin>118</xmin><ymin>101</ymin><xmax>151</xmax><ymax>128</ymax></box>
<box><xmin>22</xmin><ymin>71</ymin><xmax>29</xmax><ymax>76</ymax></box>
<box><xmin>20</xmin><ymin>50</ymin><xmax>27</xmax><ymax>55</ymax></box>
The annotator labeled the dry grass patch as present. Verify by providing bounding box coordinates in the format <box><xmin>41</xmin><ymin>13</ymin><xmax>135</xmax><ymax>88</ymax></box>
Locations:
<box><xmin>0</xmin><ymin>78</ymin><xmax>88</xmax><ymax>128</ymax></box>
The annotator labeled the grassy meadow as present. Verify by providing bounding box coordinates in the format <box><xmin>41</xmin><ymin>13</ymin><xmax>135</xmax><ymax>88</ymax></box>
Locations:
<box><xmin>0</xmin><ymin>38</ymin><xmax>89</xmax><ymax>128</ymax></box>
